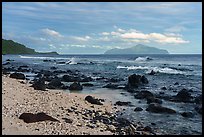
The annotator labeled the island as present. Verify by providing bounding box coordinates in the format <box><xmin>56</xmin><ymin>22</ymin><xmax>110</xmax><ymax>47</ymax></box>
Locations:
<box><xmin>2</xmin><ymin>39</ymin><xmax>59</xmax><ymax>55</ymax></box>
<box><xmin>104</xmin><ymin>44</ymin><xmax>169</xmax><ymax>54</ymax></box>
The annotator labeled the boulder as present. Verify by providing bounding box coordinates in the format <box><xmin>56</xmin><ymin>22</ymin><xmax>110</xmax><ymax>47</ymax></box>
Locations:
<box><xmin>62</xmin><ymin>75</ymin><xmax>80</xmax><ymax>82</ymax></box>
<box><xmin>85</xmin><ymin>95</ymin><xmax>103</xmax><ymax>105</ymax></box>
<box><xmin>10</xmin><ymin>72</ymin><xmax>25</xmax><ymax>80</ymax></box>
<box><xmin>161</xmin><ymin>87</ymin><xmax>167</xmax><ymax>90</ymax></box>
<box><xmin>148</xmin><ymin>70</ymin><xmax>156</xmax><ymax>75</ymax></box>
<box><xmin>19</xmin><ymin>112</ymin><xmax>59</xmax><ymax>123</ymax></box>
<box><xmin>128</xmin><ymin>74</ymin><xmax>148</xmax><ymax>88</ymax></box>
<box><xmin>31</xmin><ymin>78</ymin><xmax>46</xmax><ymax>91</ymax></box>
<box><xmin>69</xmin><ymin>82</ymin><xmax>83</xmax><ymax>90</ymax></box>
<box><xmin>146</xmin><ymin>103</ymin><xmax>176</xmax><ymax>114</ymax></box>
<box><xmin>175</xmin><ymin>88</ymin><xmax>192</xmax><ymax>102</ymax></box>
<box><xmin>114</xmin><ymin>101</ymin><xmax>132</xmax><ymax>106</ymax></box>
<box><xmin>103</xmin><ymin>83</ymin><xmax>118</xmax><ymax>89</ymax></box>
<box><xmin>146</xmin><ymin>97</ymin><xmax>162</xmax><ymax>104</ymax></box>
<box><xmin>180</xmin><ymin>112</ymin><xmax>194</xmax><ymax>118</ymax></box>
<box><xmin>141</xmin><ymin>75</ymin><xmax>149</xmax><ymax>84</ymax></box>
<box><xmin>40</xmin><ymin>70</ymin><xmax>52</xmax><ymax>77</ymax></box>
<box><xmin>47</xmin><ymin>79</ymin><xmax>64</xmax><ymax>89</ymax></box>
<box><xmin>128</xmin><ymin>74</ymin><xmax>141</xmax><ymax>88</ymax></box>
<box><xmin>134</xmin><ymin>90</ymin><xmax>154</xmax><ymax>99</ymax></box>
<box><xmin>134</xmin><ymin>107</ymin><xmax>143</xmax><ymax>111</ymax></box>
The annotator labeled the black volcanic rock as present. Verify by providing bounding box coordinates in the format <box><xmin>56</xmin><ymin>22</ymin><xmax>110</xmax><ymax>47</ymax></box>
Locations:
<box><xmin>175</xmin><ymin>88</ymin><xmax>192</xmax><ymax>102</ymax></box>
<box><xmin>134</xmin><ymin>90</ymin><xmax>154</xmax><ymax>99</ymax></box>
<box><xmin>31</xmin><ymin>78</ymin><xmax>46</xmax><ymax>91</ymax></box>
<box><xmin>10</xmin><ymin>72</ymin><xmax>25</xmax><ymax>80</ymax></box>
<box><xmin>47</xmin><ymin>79</ymin><xmax>64</xmax><ymax>89</ymax></box>
<box><xmin>146</xmin><ymin>103</ymin><xmax>176</xmax><ymax>114</ymax></box>
<box><xmin>128</xmin><ymin>74</ymin><xmax>148</xmax><ymax>88</ymax></box>
<box><xmin>85</xmin><ymin>95</ymin><xmax>103</xmax><ymax>105</ymax></box>
<box><xmin>114</xmin><ymin>101</ymin><xmax>132</xmax><ymax>106</ymax></box>
<box><xmin>19</xmin><ymin>112</ymin><xmax>59</xmax><ymax>123</ymax></box>
<box><xmin>69</xmin><ymin>82</ymin><xmax>83</xmax><ymax>90</ymax></box>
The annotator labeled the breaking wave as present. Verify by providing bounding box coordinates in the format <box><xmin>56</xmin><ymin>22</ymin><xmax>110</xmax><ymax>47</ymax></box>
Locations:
<box><xmin>135</xmin><ymin>56</ymin><xmax>153</xmax><ymax>62</ymax></box>
<box><xmin>117</xmin><ymin>65</ymin><xmax>185</xmax><ymax>74</ymax></box>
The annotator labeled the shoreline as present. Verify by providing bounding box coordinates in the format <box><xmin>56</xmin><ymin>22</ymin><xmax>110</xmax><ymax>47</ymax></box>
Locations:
<box><xmin>2</xmin><ymin>75</ymin><xmax>154</xmax><ymax>135</ymax></box>
<box><xmin>2</xmin><ymin>75</ymin><xmax>115</xmax><ymax>135</ymax></box>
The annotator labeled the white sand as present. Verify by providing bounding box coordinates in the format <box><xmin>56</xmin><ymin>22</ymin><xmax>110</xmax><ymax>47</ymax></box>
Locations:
<box><xmin>2</xmin><ymin>75</ymin><xmax>120</xmax><ymax>135</ymax></box>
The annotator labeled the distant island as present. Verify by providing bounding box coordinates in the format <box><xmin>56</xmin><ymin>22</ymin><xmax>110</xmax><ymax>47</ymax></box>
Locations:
<box><xmin>2</xmin><ymin>39</ymin><xmax>59</xmax><ymax>55</ymax></box>
<box><xmin>104</xmin><ymin>44</ymin><xmax>169</xmax><ymax>54</ymax></box>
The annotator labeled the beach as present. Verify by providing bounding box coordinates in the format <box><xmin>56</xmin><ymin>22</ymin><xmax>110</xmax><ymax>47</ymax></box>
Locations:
<box><xmin>2</xmin><ymin>75</ymin><xmax>156</xmax><ymax>135</ymax></box>
<box><xmin>2</xmin><ymin>75</ymin><xmax>117</xmax><ymax>135</ymax></box>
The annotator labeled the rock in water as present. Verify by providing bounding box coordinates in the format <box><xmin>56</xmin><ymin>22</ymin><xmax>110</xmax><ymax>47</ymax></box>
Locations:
<box><xmin>10</xmin><ymin>72</ymin><xmax>25</xmax><ymax>80</ymax></box>
<box><xmin>148</xmin><ymin>70</ymin><xmax>156</xmax><ymax>75</ymax></box>
<box><xmin>146</xmin><ymin>103</ymin><xmax>176</xmax><ymax>114</ymax></box>
<box><xmin>141</xmin><ymin>75</ymin><xmax>149</xmax><ymax>84</ymax></box>
<box><xmin>69</xmin><ymin>82</ymin><xmax>83</xmax><ymax>90</ymax></box>
<box><xmin>114</xmin><ymin>101</ymin><xmax>132</xmax><ymax>106</ymax></box>
<box><xmin>175</xmin><ymin>88</ymin><xmax>192</xmax><ymax>102</ymax></box>
<box><xmin>31</xmin><ymin>78</ymin><xmax>46</xmax><ymax>91</ymax></box>
<box><xmin>134</xmin><ymin>90</ymin><xmax>154</xmax><ymax>99</ymax></box>
<box><xmin>134</xmin><ymin>107</ymin><xmax>143</xmax><ymax>111</ymax></box>
<box><xmin>128</xmin><ymin>74</ymin><xmax>148</xmax><ymax>88</ymax></box>
<box><xmin>85</xmin><ymin>95</ymin><xmax>103</xmax><ymax>105</ymax></box>
<box><xmin>19</xmin><ymin>112</ymin><xmax>59</xmax><ymax>123</ymax></box>
<box><xmin>47</xmin><ymin>79</ymin><xmax>64</xmax><ymax>89</ymax></box>
<box><xmin>180</xmin><ymin>112</ymin><xmax>194</xmax><ymax>118</ymax></box>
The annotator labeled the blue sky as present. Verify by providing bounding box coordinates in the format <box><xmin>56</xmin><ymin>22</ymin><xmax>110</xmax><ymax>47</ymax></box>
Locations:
<box><xmin>2</xmin><ymin>2</ymin><xmax>202</xmax><ymax>54</ymax></box>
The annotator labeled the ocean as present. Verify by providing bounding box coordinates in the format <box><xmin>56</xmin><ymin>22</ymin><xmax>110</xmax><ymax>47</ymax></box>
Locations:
<box><xmin>2</xmin><ymin>54</ymin><xmax>202</xmax><ymax>135</ymax></box>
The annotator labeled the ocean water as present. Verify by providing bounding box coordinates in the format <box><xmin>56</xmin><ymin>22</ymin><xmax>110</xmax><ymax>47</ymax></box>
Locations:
<box><xmin>2</xmin><ymin>54</ymin><xmax>202</xmax><ymax>135</ymax></box>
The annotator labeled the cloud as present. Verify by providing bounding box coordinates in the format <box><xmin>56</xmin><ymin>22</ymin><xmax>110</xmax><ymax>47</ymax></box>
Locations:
<box><xmin>101</xmin><ymin>32</ymin><xmax>110</xmax><ymax>35</ymax></box>
<box><xmin>121</xmin><ymin>32</ymin><xmax>149</xmax><ymax>39</ymax></box>
<box><xmin>165</xmin><ymin>25</ymin><xmax>187</xmax><ymax>33</ymax></box>
<box><xmin>107</xmin><ymin>28</ymin><xmax>189</xmax><ymax>44</ymax></box>
<box><xmin>71</xmin><ymin>35</ymin><xmax>91</xmax><ymax>42</ymax></box>
<box><xmin>41</xmin><ymin>28</ymin><xmax>63</xmax><ymax>38</ymax></box>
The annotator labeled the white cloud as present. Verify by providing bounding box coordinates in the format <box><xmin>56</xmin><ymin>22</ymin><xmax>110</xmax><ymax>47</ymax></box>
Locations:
<box><xmin>72</xmin><ymin>35</ymin><xmax>91</xmax><ymax>41</ymax></box>
<box><xmin>101</xmin><ymin>32</ymin><xmax>110</xmax><ymax>35</ymax></box>
<box><xmin>121</xmin><ymin>32</ymin><xmax>149</xmax><ymax>39</ymax></box>
<box><xmin>70</xmin><ymin>44</ymin><xmax>86</xmax><ymax>48</ymax></box>
<box><xmin>111</xmin><ymin>31</ymin><xmax>121</xmax><ymax>36</ymax></box>
<box><xmin>119</xmin><ymin>31</ymin><xmax>189</xmax><ymax>44</ymax></box>
<box><xmin>41</xmin><ymin>28</ymin><xmax>63</xmax><ymax>38</ymax></box>
<box><xmin>49</xmin><ymin>44</ymin><xmax>56</xmax><ymax>49</ymax></box>
<box><xmin>117</xmin><ymin>28</ymin><xmax>126</xmax><ymax>33</ymax></box>
<box><xmin>165</xmin><ymin>25</ymin><xmax>187</xmax><ymax>33</ymax></box>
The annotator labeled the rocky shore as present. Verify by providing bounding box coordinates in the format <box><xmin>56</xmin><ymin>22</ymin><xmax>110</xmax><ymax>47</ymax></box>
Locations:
<box><xmin>2</xmin><ymin>75</ymin><xmax>155</xmax><ymax>135</ymax></box>
<box><xmin>2</xmin><ymin>56</ymin><xmax>202</xmax><ymax>135</ymax></box>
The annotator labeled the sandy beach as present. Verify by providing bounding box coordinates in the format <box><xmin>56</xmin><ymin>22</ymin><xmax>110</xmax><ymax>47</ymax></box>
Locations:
<box><xmin>2</xmin><ymin>75</ymin><xmax>120</xmax><ymax>135</ymax></box>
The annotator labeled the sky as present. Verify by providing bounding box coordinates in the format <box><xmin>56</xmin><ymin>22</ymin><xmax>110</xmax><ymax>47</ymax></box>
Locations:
<box><xmin>2</xmin><ymin>2</ymin><xmax>202</xmax><ymax>54</ymax></box>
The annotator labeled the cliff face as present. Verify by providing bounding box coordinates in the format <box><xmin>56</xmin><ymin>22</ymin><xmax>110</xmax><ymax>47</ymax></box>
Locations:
<box><xmin>2</xmin><ymin>39</ymin><xmax>58</xmax><ymax>55</ymax></box>
<box><xmin>104</xmin><ymin>44</ymin><xmax>169</xmax><ymax>54</ymax></box>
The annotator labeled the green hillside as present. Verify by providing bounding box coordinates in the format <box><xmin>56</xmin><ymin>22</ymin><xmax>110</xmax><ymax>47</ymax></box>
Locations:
<box><xmin>2</xmin><ymin>39</ymin><xmax>58</xmax><ymax>55</ymax></box>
